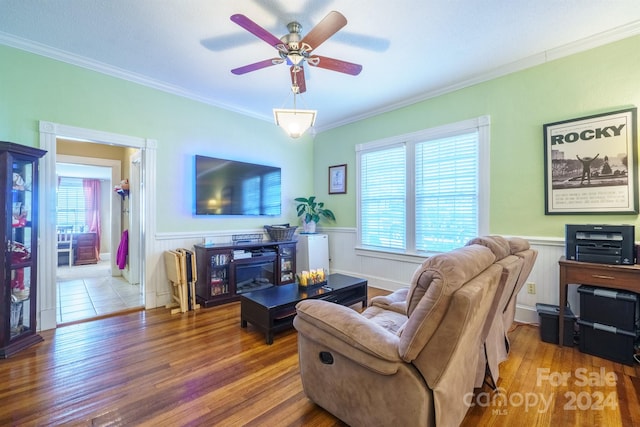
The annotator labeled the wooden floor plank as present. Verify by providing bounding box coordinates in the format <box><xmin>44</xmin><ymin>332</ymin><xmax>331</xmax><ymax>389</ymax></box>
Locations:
<box><xmin>0</xmin><ymin>287</ymin><xmax>638</xmax><ymax>426</ymax></box>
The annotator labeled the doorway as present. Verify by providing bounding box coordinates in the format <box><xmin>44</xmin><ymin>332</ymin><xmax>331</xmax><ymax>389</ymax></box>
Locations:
<box><xmin>39</xmin><ymin>121</ymin><xmax>156</xmax><ymax>331</ymax></box>
<box><xmin>55</xmin><ymin>153</ymin><xmax>143</xmax><ymax>324</ymax></box>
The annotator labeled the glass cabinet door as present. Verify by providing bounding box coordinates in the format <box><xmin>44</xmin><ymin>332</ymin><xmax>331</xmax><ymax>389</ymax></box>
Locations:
<box><xmin>279</xmin><ymin>244</ymin><xmax>295</xmax><ymax>284</ymax></box>
<box><xmin>9</xmin><ymin>157</ymin><xmax>36</xmax><ymax>339</ymax></box>
<box><xmin>209</xmin><ymin>251</ymin><xmax>231</xmax><ymax>297</ymax></box>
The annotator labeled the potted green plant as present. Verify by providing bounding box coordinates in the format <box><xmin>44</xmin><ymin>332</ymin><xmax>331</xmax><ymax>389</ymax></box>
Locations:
<box><xmin>295</xmin><ymin>196</ymin><xmax>336</xmax><ymax>233</ymax></box>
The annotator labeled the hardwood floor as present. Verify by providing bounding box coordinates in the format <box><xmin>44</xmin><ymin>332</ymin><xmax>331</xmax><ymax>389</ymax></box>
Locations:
<box><xmin>1</xmin><ymin>287</ymin><xmax>638</xmax><ymax>426</ymax></box>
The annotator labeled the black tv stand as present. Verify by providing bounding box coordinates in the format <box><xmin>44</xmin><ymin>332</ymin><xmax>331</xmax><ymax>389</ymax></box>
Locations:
<box><xmin>193</xmin><ymin>240</ymin><xmax>297</xmax><ymax>307</ymax></box>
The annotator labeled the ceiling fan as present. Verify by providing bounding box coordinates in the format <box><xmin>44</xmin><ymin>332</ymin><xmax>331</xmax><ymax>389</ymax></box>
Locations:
<box><xmin>230</xmin><ymin>11</ymin><xmax>363</xmax><ymax>94</ymax></box>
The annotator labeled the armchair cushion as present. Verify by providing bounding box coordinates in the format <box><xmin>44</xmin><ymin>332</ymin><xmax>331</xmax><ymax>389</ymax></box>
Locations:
<box><xmin>507</xmin><ymin>236</ymin><xmax>531</xmax><ymax>254</ymax></box>
<box><xmin>466</xmin><ymin>235</ymin><xmax>511</xmax><ymax>260</ymax></box>
<box><xmin>400</xmin><ymin>244</ymin><xmax>496</xmax><ymax>361</ymax></box>
<box><xmin>370</xmin><ymin>287</ymin><xmax>409</xmax><ymax>315</ymax></box>
<box><xmin>466</xmin><ymin>235</ymin><xmax>537</xmax><ymax>387</ymax></box>
<box><xmin>361</xmin><ymin>305</ymin><xmax>407</xmax><ymax>335</ymax></box>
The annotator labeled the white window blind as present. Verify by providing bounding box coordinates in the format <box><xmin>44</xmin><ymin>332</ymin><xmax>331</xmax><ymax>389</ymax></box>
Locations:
<box><xmin>57</xmin><ymin>177</ymin><xmax>86</xmax><ymax>229</ymax></box>
<box><xmin>357</xmin><ymin>116</ymin><xmax>489</xmax><ymax>255</ymax></box>
<box><xmin>415</xmin><ymin>132</ymin><xmax>479</xmax><ymax>252</ymax></box>
<box><xmin>360</xmin><ymin>145</ymin><xmax>406</xmax><ymax>250</ymax></box>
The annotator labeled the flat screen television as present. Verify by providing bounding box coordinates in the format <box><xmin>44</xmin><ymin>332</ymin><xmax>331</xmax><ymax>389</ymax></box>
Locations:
<box><xmin>195</xmin><ymin>155</ymin><xmax>281</xmax><ymax>216</ymax></box>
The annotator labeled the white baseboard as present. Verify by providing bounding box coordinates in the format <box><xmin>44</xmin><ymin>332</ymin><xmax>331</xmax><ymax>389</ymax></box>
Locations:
<box><xmin>515</xmin><ymin>304</ymin><xmax>540</xmax><ymax>325</ymax></box>
<box><xmin>39</xmin><ymin>307</ymin><xmax>57</xmax><ymax>331</ymax></box>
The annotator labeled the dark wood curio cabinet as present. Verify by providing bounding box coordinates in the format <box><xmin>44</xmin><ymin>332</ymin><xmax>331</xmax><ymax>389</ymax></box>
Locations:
<box><xmin>0</xmin><ymin>142</ymin><xmax>46</xmax><ymax>358</ymax></box>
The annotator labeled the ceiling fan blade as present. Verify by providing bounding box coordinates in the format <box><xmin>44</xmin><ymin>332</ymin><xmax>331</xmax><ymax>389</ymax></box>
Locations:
<box><xmin>307</xmin><ymin>55</ymin><xmax>362</xmax><ymax>76</ymax></box>
<box><xmin>231</xmin><ymin>58</ymin><xmax>283</xmax><ymax>75</ymax></box>
<box><xmin>230</xmin><ymin>14</ymin><xmax>287</xmax><ymax>52</ymax></box>
<box><xmin>300</xmin><ymin>11</ymin><xmax>347</xmax><ymax>52</ymax></box>
<box><xmin>290</xmin><ymin>66</ymin><xmax>307</xmax><ymax>94</ymax></box>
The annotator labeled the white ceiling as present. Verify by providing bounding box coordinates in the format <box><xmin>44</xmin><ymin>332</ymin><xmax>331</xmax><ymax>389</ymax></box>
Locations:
<box><xmin>1</xmin><ymin>1</ymin><xmax>639</xmax><ymax>131</ymax></box>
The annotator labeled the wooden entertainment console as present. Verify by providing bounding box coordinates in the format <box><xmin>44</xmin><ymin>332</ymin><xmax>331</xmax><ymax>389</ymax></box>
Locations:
<box><xmin>194</xmin><ymin>240</ymin><xmax>297</xmax><ymax>307</ymax></box>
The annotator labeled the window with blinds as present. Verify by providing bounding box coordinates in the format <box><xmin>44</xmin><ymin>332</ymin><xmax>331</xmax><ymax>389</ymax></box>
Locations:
<box><xmin>415</xmin><ymin>132</ymin><xmax>479</xmax><ymax>252</ymax></box>
<box><xmin>360</xmin><ymin>145</ymin><xmax>406</xmax><ymax>250</ymax></box>
<box><xmin>57</xmin><ymin>177</ymin><xmax>86</xmax><ymax>230</ymax></box>
<box><xmin>357</xmin><ymin>116</ymin><xmax>489</xmax><ymax>254</ymax></box>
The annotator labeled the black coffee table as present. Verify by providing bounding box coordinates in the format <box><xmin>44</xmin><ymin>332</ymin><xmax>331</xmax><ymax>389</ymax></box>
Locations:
<box><xmin>240</xmin><ymin>273</ymin><xmax>368</xmax><ymax>344</ymax></box>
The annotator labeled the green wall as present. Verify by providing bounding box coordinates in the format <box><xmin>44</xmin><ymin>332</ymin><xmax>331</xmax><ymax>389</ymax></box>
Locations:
<box><xmin>314</xmin><ymin>35</ymin><xmax>640</xmax><ymax>238</ymax></box>
<box><xmin>2</xmin><ymin>34</ymin><xmax>639</xmax><ymax>238</ymax></box>
<box><xmin>0</xmin><ymin>44</ymin><xmax>313</xmax><ymax>232</ymax></box>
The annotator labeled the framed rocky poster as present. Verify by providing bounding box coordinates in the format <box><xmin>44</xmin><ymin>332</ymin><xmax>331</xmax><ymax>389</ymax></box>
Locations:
<box><xmin>543</xmin><ymin>108</ymin><xmax>638</xmax><ymax>214</ymax></box>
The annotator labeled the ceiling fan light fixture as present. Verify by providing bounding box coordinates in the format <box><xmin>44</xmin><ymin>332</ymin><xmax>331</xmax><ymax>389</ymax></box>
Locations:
<box><xmin>287</xmin><ymin>52</ymin><xmax>304</xmax><ymax>65</ymax></box>
<box><xmin>273</xmin><ymin>108</ymin><xmax>317</xmax><ymax>139</ymax></box>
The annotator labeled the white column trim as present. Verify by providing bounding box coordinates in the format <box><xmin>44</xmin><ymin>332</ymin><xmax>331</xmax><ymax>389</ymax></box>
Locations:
<box><xmin>143</xmin><ymin>138</ymin><xmax>157</xmax><ymax>309</ymax></box>
<box><xmin>38</xmin><ymin>125</ymin><xmax>58</xmax><ymax>331</ymax></box>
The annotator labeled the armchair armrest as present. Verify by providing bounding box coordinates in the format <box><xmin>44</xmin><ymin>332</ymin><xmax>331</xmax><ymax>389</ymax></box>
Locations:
<box><xmin>370</xmin><ymin>287</ymin><xmax>409</xmax><ymax>315</ymax></box>
<box><xmin>294</xmin><ymin>299</ymin><xmax>402</xmax><ymax>375</ymax></box>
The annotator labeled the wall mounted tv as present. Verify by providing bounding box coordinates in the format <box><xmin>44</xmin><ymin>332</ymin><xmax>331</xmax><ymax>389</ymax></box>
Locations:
<box><xmin>195</xmin><ymin>155</ymin><xmax>281</xmax><ymax>216</ymax></box>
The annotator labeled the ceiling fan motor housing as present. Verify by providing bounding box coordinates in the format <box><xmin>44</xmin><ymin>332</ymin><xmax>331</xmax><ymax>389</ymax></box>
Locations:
<box><xmin>280</xmin><ymin>21</ymin><xmax>306</xmax><ymax>65</ymax></box>
<box><xmin>230</xmin><ymin>11</ymin><xmax>362</xmax><ymax>84</ymax></box>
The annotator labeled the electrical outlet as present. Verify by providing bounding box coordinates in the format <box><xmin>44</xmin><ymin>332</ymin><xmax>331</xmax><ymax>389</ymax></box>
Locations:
<box><xmin>527</xmin><ymin>282</ymin><xmax>536</xmax><ymax>294</ymax></box>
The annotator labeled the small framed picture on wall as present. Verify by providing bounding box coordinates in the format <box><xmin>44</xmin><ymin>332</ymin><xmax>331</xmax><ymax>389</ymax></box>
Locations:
<box><xmin>328</xmin><ymin>164</ymin><xmax>347</xmax><ymax>194</ymax></box>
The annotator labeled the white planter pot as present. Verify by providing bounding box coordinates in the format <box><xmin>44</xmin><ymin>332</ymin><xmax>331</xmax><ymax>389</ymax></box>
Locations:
<box><xmin>302</xmin><ymin>220</ymin><xmax>317</xmax><ymax>234</ymax></box>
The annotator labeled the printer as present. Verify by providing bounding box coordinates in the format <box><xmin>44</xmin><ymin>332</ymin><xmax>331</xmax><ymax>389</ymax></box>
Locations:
<box><xmin>565</xmin><ymin>224</ymin><xmax>635</xmax><ymax>265</ymax></box>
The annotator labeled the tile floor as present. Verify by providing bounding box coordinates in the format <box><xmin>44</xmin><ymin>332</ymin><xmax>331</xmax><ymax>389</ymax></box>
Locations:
<box><xmin>56</xmin><ymin>260</ymin><xmax>144</xmax><ymax>324</ymax></box>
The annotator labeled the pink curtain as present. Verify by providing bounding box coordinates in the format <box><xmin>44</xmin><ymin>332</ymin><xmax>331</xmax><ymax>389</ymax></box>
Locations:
<box><xmin>83</xmin><ymin>179</ymin><xmax>101</xmax><ymax>261</ymax></box>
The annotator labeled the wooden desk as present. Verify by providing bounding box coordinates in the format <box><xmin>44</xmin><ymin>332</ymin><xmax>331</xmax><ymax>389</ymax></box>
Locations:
<box><xmin>558</xmin><ymin>256</ymin><xmax>640</xmax><ymax>347</ymax></box>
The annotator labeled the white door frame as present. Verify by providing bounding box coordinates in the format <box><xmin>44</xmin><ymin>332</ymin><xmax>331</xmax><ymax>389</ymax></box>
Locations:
<box><xmin>38</xmin><ymin>121</ymin><xmax>157</xmax><ymax>331</ymax></box>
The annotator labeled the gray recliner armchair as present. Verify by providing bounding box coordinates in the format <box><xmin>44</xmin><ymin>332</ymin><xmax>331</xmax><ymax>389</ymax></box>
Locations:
<box><xmin>293</xmin><ymin>243</ymin><xmax>504</xmax><ymax>427</ymax></box>
<box><xmin>369</xmin><ymin>236</ymin><xmax>538</xmax><ymax>389</ymax></box>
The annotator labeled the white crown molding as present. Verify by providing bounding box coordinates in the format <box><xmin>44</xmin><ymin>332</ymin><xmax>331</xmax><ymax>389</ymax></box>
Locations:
<box><xmin>0</xmin><ymin>30</ymin><xmax>268</xmax><ymax>122</ymax></box>
<box><xmin>3</xmin><ymin>20</ymin><xmax>639</xmax><ymax>132</ymax></box>
<box><xmin>317</xmin><ymin>20</ymin><xmax>640</xmax><ymax>132</ymax></box>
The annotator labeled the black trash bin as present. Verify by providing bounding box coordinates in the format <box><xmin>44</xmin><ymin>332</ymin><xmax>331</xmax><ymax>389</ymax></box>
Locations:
<box><xmin>536</xmin><ymin>303</ymin><xmax>577</xmax><ymax>346</ymax></box>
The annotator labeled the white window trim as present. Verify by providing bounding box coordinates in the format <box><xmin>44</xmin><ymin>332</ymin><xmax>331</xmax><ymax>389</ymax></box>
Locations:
<box><xmin>356</xmin><ymin>115</ymin><xmax>491</xmax><ymax>258</ymax></box>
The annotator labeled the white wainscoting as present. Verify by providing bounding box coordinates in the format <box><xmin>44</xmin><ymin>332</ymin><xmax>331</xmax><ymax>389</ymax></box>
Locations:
<box><xmin>152</xmin><ymin>227</ymin><xmax>579</xmax><ymax>323</ymax></box>
<box><xmin>322</xmin><ymin>228</ymin><xmax>569</xmax><ymax>325</ymax></box>
<box><xmin>150</xmin><ymin>231</ymin><xmax>261</xmax><ymax>308</ymax></box>
<box><xmin>152</xmin><ymin>228</ymin><xmax>574</xmax><ymax>326</ymax></box>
